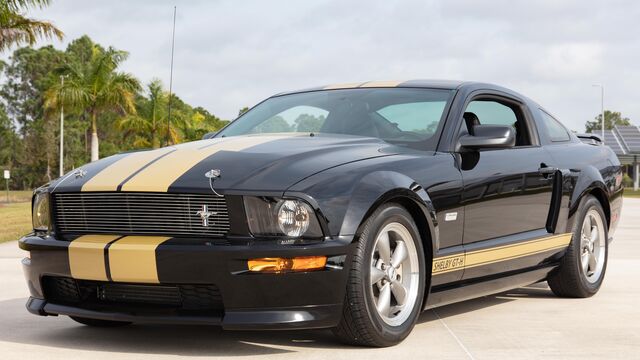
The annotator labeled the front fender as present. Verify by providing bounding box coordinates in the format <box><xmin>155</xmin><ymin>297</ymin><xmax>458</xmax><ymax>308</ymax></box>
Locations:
<box><xmin>287</xmin><ymin>168</ymin><xmax>438</xmax><ymax>254</ymax></box>
<box><xmin>338</xmin><ymin>171</ymin><xmax>436</xmax><ymax>242</ymax></box>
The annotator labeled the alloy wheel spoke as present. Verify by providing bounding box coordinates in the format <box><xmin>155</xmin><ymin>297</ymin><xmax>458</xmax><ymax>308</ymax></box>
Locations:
<box><xmin>391</xmin><ymin>241</ymin><xmax>408</xmax><ymax>268</ymax></box>
<box><xmin>581</xmin><ymin>251</ymin><xmax>590</xmax><ymax>274</ymax></box>
<box><xmin>588</xmin><ymin>253</ymin><xmax>598</xmax><ymax>274</ymax></box>
<box><xmin>391</xmin><ymin>280</ymin><xmax>408</xmax><ymax>306</ymax></box>
<box><xmin>370</xmin><ymin>266</ymin><xmax>386</xmax><ymax>285</ymax></box>
<box><xmin>590</xmin><ymin>226</ymin><xmax>598</xmax><ymax>244</ymax></box>
<box><xmin>376</xmin><ymin>283</ymin><xmax>391</xmax><ymax>317</ymax></box>
<box><xmin>582</xmin><ymin>216</ymin><xmax>592</xmax><ymax>240</ymax></box>
<box><xmin>377</xmin><ymin>231</ymin><xmax>392</xmax><ymax>264</ymax></box>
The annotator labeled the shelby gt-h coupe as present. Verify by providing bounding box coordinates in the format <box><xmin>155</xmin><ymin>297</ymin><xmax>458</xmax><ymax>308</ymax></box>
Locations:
<box><xmin>20</xmin><ymin>80</ymin><xmax>622</xmax><ymax>347</ymax></box>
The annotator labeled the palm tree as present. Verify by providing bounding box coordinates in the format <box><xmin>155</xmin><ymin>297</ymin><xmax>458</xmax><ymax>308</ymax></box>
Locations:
<box><xmin>0</xmin><ymin>0</ymin><xmax>64</xmax><ymax>52</ymax></box>
<box><xmin>44</xmin><ymin>44</ymin><xmax>141</xmax><ymax>161</ymax></box>
<box><xmin>117</xmin><ymin>79</ymin><xmax>182</xmax><ymax>149</ymax></box>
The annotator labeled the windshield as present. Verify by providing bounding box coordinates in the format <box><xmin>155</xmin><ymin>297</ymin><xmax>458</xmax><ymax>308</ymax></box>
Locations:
<box><xmin>217</xmin><ymin>88</ymin><xmax>454</xmax><ymax>148</ymax></box>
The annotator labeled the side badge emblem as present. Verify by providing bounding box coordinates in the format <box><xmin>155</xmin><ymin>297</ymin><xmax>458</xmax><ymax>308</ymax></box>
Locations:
<box><xmin>445</xmin><ymin>212</ymin><xmax>458</xmax><ymax>222</ymax></box>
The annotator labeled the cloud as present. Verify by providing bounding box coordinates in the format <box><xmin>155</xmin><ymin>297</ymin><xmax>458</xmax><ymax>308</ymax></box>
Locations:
<box><xmin>20</xmin><ymin>0</ymin><xmax>640</xmax><ymax>132</ymax></box>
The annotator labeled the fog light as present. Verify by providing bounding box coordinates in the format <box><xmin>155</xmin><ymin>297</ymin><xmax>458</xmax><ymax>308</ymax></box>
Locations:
<box><xmin>248</xmin><ymin>256</ymin><xmax>327</xmax><ymax>273</ymax></box>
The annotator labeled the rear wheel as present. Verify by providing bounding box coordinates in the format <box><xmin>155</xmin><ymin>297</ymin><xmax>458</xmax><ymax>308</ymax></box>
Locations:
<box><xmin>333</xmin><ymin>203</ymin><xmax>426</xmax><ymax>347</ymax></box>
<box><xmin>547</xmin><ymin>195</ymin><xmax>608</xmax><ymax>297</ymax></box>
<box><xmin>70</xmin><ymin>316</ymin><xmax>132</xmax><ymax>327</ymax></box>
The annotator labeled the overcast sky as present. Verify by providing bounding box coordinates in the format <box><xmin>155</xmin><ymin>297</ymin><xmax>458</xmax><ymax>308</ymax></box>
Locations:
<box><xmin>24</xmin><ymin>0</ymin><xmax>640</xmax><ymax>131</ymax></box>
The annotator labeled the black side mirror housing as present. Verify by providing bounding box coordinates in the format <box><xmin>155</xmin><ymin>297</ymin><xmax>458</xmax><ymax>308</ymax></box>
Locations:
<box><xmin>458</xmin><ymin>124</ymin><xmax>516</xmax><ymax>150</ymax></box>
<box><xmin>202</xmin><ymin>131</ymin><xmax>218</xmax><ymax>140</ymax></box>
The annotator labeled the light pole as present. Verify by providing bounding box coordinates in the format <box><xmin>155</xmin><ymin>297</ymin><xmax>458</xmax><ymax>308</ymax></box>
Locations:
<box><xmin>59</xmin><ymin>75</ymin><xmax>67</xmax><ymax>177</ymax></box>
<box><xmin>592</xmin><ymin>84</ymin><xmax>604</xmax><ymax>143</ymax></box>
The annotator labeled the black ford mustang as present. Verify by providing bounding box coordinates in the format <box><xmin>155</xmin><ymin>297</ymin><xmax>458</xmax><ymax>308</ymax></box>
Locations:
<box><xmin>20</xmin><ymin>80</ymin><xmax>623</xmax><ymax>347</ymax></box>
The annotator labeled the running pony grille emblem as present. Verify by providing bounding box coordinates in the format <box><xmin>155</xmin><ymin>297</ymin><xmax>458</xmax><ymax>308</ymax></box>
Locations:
<box><xmin>196</xmin><ymin>205</ymin><xmax>217</xmax><ymax>227</ymax></box>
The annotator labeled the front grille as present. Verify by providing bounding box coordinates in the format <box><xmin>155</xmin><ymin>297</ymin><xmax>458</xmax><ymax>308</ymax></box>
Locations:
<box><xmin>54</xmin><ymin>192</ymin><xmax>230</xmax><ymax>237</ymax></box>
<box><xmin>42</xmin><ymin>277</ymin><xmax>224</xmax><ymax>312</ymax></box>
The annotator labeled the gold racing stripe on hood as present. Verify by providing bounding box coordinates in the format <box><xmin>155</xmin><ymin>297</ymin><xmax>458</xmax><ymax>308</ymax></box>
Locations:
<box><xmin>108</xmin><ymin>236</ymin><xmax>171</xmax><ymax>283</ymax></box>
<box><xmin>81</xmin><ymin>147</ymin><xmax>175</xmax><ymax>192</ymax></box>
<box><xmin>119</xmin><ymin>135</ymin><xmax>288</xmax><ymax>192</ymax></box>
<box><xmin>68</xmin><ymin>234</ymin><xmax>121</xmax><ymax>281</ymax></box>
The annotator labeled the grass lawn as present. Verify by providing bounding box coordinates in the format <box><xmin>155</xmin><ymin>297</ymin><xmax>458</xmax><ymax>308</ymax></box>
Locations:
<box><xmin>624</xmin><ymin>189</ymin><xmax>640</xmax><ymax>198</ymax></box>
<box><xmin>0</xmin><ymin>190</ymin><xmax>32</xmax><ymax>204</ymax></box>
<box><xmin>0</xmin><ymin>201</ymin><xmax>31</xmax><ymax>243</ymax></box>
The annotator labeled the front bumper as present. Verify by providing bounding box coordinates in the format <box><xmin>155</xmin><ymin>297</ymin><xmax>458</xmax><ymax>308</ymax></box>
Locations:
<box><xmin>20</xmin><ymin>234</ymin><xmax>353</xmax><ymax>330</ymax></box>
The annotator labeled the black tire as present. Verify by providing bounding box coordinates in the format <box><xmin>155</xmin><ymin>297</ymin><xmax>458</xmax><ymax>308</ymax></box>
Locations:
<box><xmin>70</xmin><ymin>316</ymin><xmax>132</xmax><ymax>327</ymax></box>
<box><xmin>547</xmin><ymin>195</ymin><xmax>608</xmax><ymax>298</ymax></box>
<box><xmin>332</xmin><ymin>203</ymin><xmax>426</xmax><ymax>347</ymax></box>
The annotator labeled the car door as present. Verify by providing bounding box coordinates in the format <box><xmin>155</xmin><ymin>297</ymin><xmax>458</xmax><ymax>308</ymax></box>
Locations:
<box><xmin>457</xmin><ymin>93</ymin><xmax>558</xmax><ymax>280</ymax></box>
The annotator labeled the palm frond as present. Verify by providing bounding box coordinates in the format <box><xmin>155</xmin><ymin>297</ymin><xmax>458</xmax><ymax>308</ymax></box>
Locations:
<box><xmin>116</xmin><ymin>114</ymin><xmax>152</xmax><ymax>133</ymax></box>
<box><xmin>0</xmin><ymin>13</ymin><xmax>63</xmax><ymax>51</ymax></box>
<box><xmin>3</xmin><ymin>0</ymin><xmax>53</xmax><ymax>12</ymax></box>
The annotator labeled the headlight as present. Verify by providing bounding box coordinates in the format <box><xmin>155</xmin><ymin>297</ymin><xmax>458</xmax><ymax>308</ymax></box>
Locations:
<box><xmin>32</xmin><ymin>192</ymin><xmax>51</xmax><ymax>231</ymax></box>
<box><xmin>244</xmin><ymin>197</ymin><xmax>323</xmax><ymax>238</ymax></box>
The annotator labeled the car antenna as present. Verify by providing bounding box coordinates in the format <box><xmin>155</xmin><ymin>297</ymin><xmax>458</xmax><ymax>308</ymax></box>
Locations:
<box><xmin>166</xmin><ymin>5</ymin><xmax>177</xmax><ymax>147</ymax></box>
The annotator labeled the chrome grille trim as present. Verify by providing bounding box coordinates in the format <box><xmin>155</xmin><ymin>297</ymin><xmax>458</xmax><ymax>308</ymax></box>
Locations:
<box><xmin>54</xmin><ymin>192</ymin><xmax>230</xmax><ymax>237</ymax></box>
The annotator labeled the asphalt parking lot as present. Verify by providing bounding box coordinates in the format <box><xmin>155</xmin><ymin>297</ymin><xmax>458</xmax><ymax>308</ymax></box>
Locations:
<box><xmin>0</xmin><ymin>199</ymin><xmax>638</xmax><ymax>360</ymax></box>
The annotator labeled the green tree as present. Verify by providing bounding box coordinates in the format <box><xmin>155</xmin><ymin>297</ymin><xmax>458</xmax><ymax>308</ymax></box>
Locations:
<box><xmin>182</xmin><ymin>107</ymin><xmax>228</xmax><ymax>141</ymax></box>
<box><xmin>0</xmin><ymin>0</ymin><xmax>63</xmax><ymax>52</ymax></box>
<box><xmin>44</xmin><ymin>43</ymin><xmax>141</xmax><ymax>161</ymax></box>
<box><xmin>585</xmin><ymin>110</ymin><xmax>632</xmax><ymax>133</ymax></box>
<box><xmin>0</xmin><ymin>45</ymin><xmax>67</xmax><ymax>186</ymax></box>
<box><xmin>238</xmin><ymin>106</ymin><xmax>249</xmax><ymax>116</ymax></box>
<box><xmin>117</xmin><ymin>79</ymin><xmax>171</xmax><ymax>149</ymax></box>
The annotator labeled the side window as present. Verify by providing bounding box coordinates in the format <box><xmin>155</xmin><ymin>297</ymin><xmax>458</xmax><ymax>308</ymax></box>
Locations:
<box><xmin>251</xmin><ymin>105</ymin><xmax>328</xmax><ymax>134</ymax></box>
<box><xmin>539</xmin><ymin>110</ymin><xmax>570</xmax><ymax>142</ymax></box>
<box><xmin>463</xmin><ymin>99</ymin><xmax>531</xmax><ymax>146</ymax></box>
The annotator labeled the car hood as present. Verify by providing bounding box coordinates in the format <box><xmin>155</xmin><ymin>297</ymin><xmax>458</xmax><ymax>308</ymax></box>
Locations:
<box><xmin>50</xmin><ymin>134</ymin><xmax>399</xmax><ymax>194</ymax></box>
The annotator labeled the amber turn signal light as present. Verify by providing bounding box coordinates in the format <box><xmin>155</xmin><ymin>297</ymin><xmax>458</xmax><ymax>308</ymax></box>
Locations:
<box><xmin>248</xmin><ymin>256</ymin><xmax>327</xmax><ymax>273</ymax></box>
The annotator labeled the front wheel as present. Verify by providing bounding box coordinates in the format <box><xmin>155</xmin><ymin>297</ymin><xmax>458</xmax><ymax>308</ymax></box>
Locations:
<box><xmin>333</xmin><ymin>203</ymin><xmax>426</xmax><ymax>347</ymax></box>
<box><xmin>547</xmin><ymin>195</ymin><xmax>608</xmax><ymax>297</ymax></box>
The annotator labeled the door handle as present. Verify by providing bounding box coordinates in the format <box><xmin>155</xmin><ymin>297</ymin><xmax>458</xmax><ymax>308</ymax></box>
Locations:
<box><xmin>538</xmin><ymin>164</ymin><xmax>558</xmax><ymax>176</ymax></box>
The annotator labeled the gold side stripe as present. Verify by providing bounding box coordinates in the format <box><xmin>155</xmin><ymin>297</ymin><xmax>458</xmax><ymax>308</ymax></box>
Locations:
<box><xmin>68</xmin><ymin>235</ymin><xmax>121</xmax><ymax>281</ymax></box>
<box><xmin>432</xmin><ymin>233</ymin><xmax>572</xmax><ymax>275</ymax></box>
<box><xmin>108</xmin><ymin>236</ymin><xmax>170</xmax><ymax>283</ymax></box>
<box><xmin>120</xmin><ymin>136</ymin><xmax>288</xmax><ymax>192</ymax></box>
<box><xmin>465</xmin><ymin>245</ymin><xmax>568</xmax><ymax>270</ymax></box>
<box><xmin>465</xmin><ymin>234</ymin><xmax>570</xmax><ymax>268</ymax></box>
<box><xmin>359</xmin><ymin>80</ymin><xmax>405</xmax><ymax>88</ymax></box>
<box><xmin>81</xmin><ymin>148</ymin><xmax>175</xmax><ymax>192</ymax></box>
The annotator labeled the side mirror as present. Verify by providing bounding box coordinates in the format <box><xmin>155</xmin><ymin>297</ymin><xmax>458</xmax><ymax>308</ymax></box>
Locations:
<box><xmin>459</xmin><ymin>124</ymin><xmax>515</xmax><ymax>150</ymax></box>
<box><xmin>202</xmin><ymin>131</ymin><xmax>217</xmax><ymax>140</ymax></box>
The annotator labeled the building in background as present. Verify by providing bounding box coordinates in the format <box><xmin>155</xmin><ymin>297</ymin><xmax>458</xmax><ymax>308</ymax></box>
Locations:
<box><xmin>600</xmin><ymin>125</ymin><xmax>640</xmax><ymax>191</ymax></box>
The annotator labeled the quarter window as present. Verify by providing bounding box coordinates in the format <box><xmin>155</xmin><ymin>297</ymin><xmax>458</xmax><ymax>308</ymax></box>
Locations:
<box><xmin>539</xmin><ymin>110</ymin><xmax>570</xmax><ymax>142</ymax></box>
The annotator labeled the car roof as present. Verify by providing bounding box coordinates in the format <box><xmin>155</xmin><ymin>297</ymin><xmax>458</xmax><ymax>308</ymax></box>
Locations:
<box><xmin>275</xmin><ymin>79</ymin><xmax>526</xmax><ymax>97</ymax></box>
